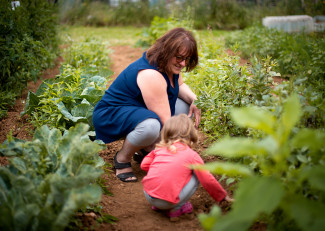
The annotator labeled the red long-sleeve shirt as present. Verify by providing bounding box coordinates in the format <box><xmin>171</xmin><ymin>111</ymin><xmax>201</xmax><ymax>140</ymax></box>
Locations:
<box><xmin>141</xmin><ymin>142</ymin><xmax>227</xmax><ymax>204</ymax></box>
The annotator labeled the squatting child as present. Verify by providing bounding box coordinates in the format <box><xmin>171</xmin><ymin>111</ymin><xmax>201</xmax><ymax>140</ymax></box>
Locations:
<box><xmin>140</xmin><ymin>114</ymin><xmax>233</xmax><ymax>219</ymax></box>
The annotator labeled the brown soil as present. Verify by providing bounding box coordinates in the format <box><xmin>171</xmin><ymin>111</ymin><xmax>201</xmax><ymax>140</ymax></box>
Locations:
<box><xmin>0</xmin><ymin>46</ymin><xmax>245</xmax><ymax>230</ymax></box>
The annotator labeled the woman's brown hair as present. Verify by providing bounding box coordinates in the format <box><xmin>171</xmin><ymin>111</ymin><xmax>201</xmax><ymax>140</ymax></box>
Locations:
<box><xmin>157</xmin><ymin>114</ymin><xmax>198</xmax><ymax>151</ymax></box>
<box><xmin>146</xmin><ymin>27</ymin><xmax>198</xmax><ymax>73</ymax></box>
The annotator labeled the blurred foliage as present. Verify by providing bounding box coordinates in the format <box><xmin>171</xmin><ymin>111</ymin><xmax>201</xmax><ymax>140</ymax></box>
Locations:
<box><xmin>58</xmin><ymin>0</ymin><xmax>324</xmax><ymax>30</ymax></box>
<box><xmin>59</xmin><ymin>0</ymin><xmax>168</xmax><ymax>27</ymax></box>
<box><xmin>0</xmin><ymin>0</ymin><xmax>59</xmax><ymax>119</ymax></box>
<box><xmin>194</xmin><ymin>95</ymin><xmax>325</xmax><ymax>231</ymax></box>
<box><xmin>135</xmin><ymin>16</ymin><xmax>195</xmax><ymax>48</ymax></box>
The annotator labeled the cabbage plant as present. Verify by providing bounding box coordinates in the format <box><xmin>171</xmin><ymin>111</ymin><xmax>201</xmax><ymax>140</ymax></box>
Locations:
<box><xmin>0</xmin><ymin>123</ymin><xmax>106</xmax><ymax>230</ymax></box>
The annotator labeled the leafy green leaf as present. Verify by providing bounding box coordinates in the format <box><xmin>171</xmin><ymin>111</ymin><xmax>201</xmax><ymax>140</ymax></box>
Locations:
<box><xmin>89</xmin><ymin>75</ymin><xmax>107</xmax><ymax>86</ymax></box>
<box><xmin>292</xmin><ymin>129</ymin><xmax>325</xmax><ymax>151</ymax></box>
<box><xmin>21</xmin><ymin>91</ymin><xmax>40</xmax><ymax>116</ymax></box>
<box><xmin>206</xmin><ymin>137</ymin><xmax>268</xmax><ymax>158</ymax></box>
<box><xmin>301</xmin><ymin>166</ymin><xmax>325</xmax><ymax>191</ymax></box>
<box><xmin>198</xmin><ymin>205</ymin><xmax>222</xmax><ymax>230</ymax></box>
<box><xmin>279</xmin><ymin>94</ymin><xmax>301</xmax><ymax>138</ymax></box>
<box><xmin>10</xmin><ymin>157</ymin><xmax>27</xmax><ymax>174</ymax></box>
<box><xmin>289</xmin><ymin>195</ymin><xmax>325</xmax><ymax>231</ymax></box>
<box><xmin>192</xmin><ymin>161</ymin><xmax>253</xmax><ymax>177</ymax></box>
<box><xmin>209</xmin><ymin>176</ymin><xmax>285</xmax><ymax>231</ymax></box>
<box><xmin>232</xmin><ymin>176</ymin><xmax>285</xmax><ymax>218</ymax></box>
<box><xmin>230</xmin><ymin>107</ymin><xmax>276</xmax><ymax>134</ymax></box>
<box><xmin>71</xmin><ymin>103</ymin><xmax>93</xmax><ymax>119</ymax></box>
<box><xmin>57</xmin><ymin>101</ymin><xmax>86</xmax><ymax>123</ymax></box>
<box><xmin>80</xmin><ymin>87</ymin><xmax>104</xmax><ymax>104</ymax></box>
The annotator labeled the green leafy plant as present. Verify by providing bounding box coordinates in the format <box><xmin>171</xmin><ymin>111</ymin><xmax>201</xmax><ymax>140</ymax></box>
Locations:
<box><xmin>184</xmin><ymin>43</ymin><xmax>276</xmax><ymax>140</ymax></box>
<box><xmin>22</xmin><ymin>38</ymin><xmax>112</xmax><ymax>132</ymax></box>
<box><xmin>0</xmin><ymin>123</ymin><xmax>107</xmax><ymax>230</ymax></box>
<box><xmin>194</xmin><ymin>94</ymin><xmax>325</xmax><ymax>230</ymax></box>
<box><xmin>63</xmin><ymin>38</ymin><xmax>111</xmax><ymax>70</ymax></box>
<box><xmin>225</xmin><ymin>25</ymin><xmax>325</xmax><ymax>128</ymax></box>
<box><xmin>22</xmin><ymin>64</ymin><xmax>111</xmax><ymax>132</ymax></box>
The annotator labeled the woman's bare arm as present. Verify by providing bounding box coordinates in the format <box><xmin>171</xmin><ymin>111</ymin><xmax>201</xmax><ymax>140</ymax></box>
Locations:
<box><xmin>137</xmin><ymin>69</ymin><xmax>171</xmax><ymax>125</ymax></box>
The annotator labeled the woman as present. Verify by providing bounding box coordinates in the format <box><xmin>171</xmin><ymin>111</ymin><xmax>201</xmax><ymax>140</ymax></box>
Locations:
<box><xmin>93</xmin><ymin>27</ymin><xmax>201</xmax><ymax>182</ymax></box>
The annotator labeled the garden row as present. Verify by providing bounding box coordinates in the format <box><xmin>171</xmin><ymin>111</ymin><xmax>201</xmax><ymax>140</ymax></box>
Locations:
<box><xmin>137</xmin><ymin>16</ymin><xmax>325</xmax><ymax>230</ymax></box>
<box><xmin>0</xmin><ymin>37</ymin><xmax>115</xmax><ymax>230</ymax></box>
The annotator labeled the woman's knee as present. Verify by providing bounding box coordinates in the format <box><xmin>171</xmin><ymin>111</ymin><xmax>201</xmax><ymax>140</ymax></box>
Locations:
<box><xmin>142</xmin><ymin>118</ymin><xmax>161</xmax><ymax>139</ymax></box>
<box><xmin>126</xmin><ymin>118</ymin><xmax>161</xmax><ymax>146</ymax></box>
<box><xmin>175</xmin><ymin>98</ymin><xmax>190</xmax><ymax>115</ymax></box>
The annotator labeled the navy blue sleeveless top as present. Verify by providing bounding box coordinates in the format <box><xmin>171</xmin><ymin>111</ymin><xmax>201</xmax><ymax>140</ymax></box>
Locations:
<box><xmin>93</xmin><ymin>52</ymin><xmax>179</xmax><ymax>143</ymax></box>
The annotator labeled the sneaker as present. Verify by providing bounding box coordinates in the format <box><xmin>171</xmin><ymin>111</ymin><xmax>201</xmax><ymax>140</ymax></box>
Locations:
<box><xmin>152</xmin><ymin>206</ymin><xmax>160</xmax><ymax>211</ymax></box>
<box><xmin>167</xmin><ymin>202</ymin><xmax>193</xmax><ymax>218</ymax></box>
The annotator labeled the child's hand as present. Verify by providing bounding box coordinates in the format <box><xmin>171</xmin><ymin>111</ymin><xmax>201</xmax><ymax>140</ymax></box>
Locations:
<box><xmin>224</xmin><ymin>195</ymin><xmax>234</xmax><ymax>203</ymax></box>
<box><xmin>218</xmin><ymin>195</ymin><xmax>234</xmax><ymax>209</ymax></box>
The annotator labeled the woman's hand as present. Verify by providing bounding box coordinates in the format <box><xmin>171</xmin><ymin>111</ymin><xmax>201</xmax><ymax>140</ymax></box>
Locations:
<box><xmin>188</xmin><ymin>101</ymin><xmax>201</xmax><ymax>128</ymax></box>
<box><xmin>218</xmin><ymin>195</ymin><xmax>234</xmax><ymax>208</ymax></box>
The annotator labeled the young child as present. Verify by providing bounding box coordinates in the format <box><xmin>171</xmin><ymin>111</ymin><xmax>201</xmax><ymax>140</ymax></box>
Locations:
<box><xmin>140</xmin><ymin>114</ymin><xmax>232</xmax><ymax>219</ymax></box>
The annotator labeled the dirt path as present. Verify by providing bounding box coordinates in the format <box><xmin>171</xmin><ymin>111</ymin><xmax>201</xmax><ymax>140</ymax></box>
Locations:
<box><xmin>0</xmin><ymin>46</ymin><xmax>230</xmax><ymax>230</ymax></box>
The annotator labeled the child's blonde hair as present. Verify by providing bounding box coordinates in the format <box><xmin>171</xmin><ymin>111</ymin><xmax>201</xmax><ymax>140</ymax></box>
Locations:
<box><xmin>157</xmin><ymin>114</ymin><xmax>198</xmax><ymax>151</ymax></box>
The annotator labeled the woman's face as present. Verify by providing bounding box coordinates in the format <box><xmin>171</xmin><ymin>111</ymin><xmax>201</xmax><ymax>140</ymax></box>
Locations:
<box><xmin>168</xmin><ymin>47</ymin><xmax>190</xmax><ymax>75</ymax></box>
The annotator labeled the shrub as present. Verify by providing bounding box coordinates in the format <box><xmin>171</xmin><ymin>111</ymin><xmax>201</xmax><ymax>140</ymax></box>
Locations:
<box><xmin>225</xmin><ymin>25</ymin><xmax>325</xmax><ymax>129</ymax></box>
<box><xmin>0</xmin><ymin>0</ymin><xmax>59</xmax><ymax>119</ymax></box>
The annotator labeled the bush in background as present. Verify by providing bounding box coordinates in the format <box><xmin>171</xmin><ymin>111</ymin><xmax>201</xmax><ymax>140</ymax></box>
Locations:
<box><xmin>58</xmin><ymin>0</ymin><xmax>324</xmax><ymax>30</ymax></box>
<box><xmin>135</xmin><ymin>16</ymin><xmax>195</xmax><ymax>48</ymax></box>
<box><xmin>0</xmin><ymin>0</ymin><xmax>59</xmax><ymax>119</ymax></box>
<box><xmin>59</xmin><ymin>0</ymin><xmax>168</xmax><ymax>27</ymax></box>
<box><xmin>225</xmin><ymin>25</ymin><xmax>325</xmax><ymax>129</ymax></box>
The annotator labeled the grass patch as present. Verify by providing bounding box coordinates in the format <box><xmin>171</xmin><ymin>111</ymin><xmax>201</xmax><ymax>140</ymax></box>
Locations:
<box><xmin>60</xmin><ymin>26</ymin><xmax>144</xmax><ymax>46</ymax></box>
